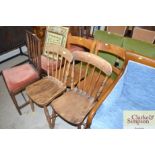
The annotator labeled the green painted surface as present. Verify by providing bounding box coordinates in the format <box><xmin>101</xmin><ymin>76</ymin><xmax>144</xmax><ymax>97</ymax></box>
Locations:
<box><xmin>123</xmin><ymin>38</ymin><xmax>155</xmax><ymax>58</ymax></box>
<box><xmin>94</xmin><ymin>30</ymin><xmax>124</xmax><ymax>46</ymax></box>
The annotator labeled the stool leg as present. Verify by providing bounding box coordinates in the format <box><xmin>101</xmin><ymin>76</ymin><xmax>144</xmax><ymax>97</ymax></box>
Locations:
<box><xmin>44</xmin><ymin>106</ymin><xmax>53</xmax><ymax>129</ymax></box>
<box><xmin>10</xmin><ymin>94</ymin><xmax>22</xmax><ymax>115</ymax></box>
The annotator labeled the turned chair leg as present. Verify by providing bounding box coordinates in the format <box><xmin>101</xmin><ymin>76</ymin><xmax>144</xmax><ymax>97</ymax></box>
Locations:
<box><xmin>44</xmin><ymin>106</ymin><xmax>53</xmax><ymax>129</ymax></box>
<box><xmin>10</xmin><ymin>93</ymin><xmax>22</xmax><ymax>115</ymax></box>
<box><xmin>51</xmin><ymin>108</ymin><xmax>57</xmax><ymax>128</ymax></box>
<box><xmin>77</xmin><ymin>124</ymin><xmax>82</xmax><ymax>129</ymax></box>
<box><xmin>29</xmin><ymin>99</ymin><xmax>35</xmax><ymax>112</ymax></box>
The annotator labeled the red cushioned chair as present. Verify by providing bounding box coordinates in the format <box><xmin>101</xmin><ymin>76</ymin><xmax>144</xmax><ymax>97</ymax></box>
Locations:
<box><xmin>2</xmin><ymin>31</ymin><xmax>41</xmax><ymax>115</ymax></box>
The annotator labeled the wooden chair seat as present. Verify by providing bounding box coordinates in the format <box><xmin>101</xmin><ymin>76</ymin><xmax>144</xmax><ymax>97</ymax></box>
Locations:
<box><xmin>3</xmin><ymin>63</ymin><xmax>39</xmax><ymax>93</ymax></box>
<box><xmin>51</xmin><ymin>91</ymin><xmax>94</xmax><ymax>125</ymax></box>
<box><xmin>26</xmin><ymin>77</ymin><xmax>66</xmax><ymax>106</ymax></box>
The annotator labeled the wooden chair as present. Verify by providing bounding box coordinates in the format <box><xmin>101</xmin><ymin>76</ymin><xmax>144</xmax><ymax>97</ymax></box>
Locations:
<box><xmin>26</xmin><ymin>44</ymin><xmax>73</xmax><ymax>128</ymax></box>
<box><xmin>49</xmin><ymin>51</ymin><xmax>112</xmax><ymax>129</ymax></box>
<box><xmin>106</xmin><ymin>26</ymin><xmax>128</xmax><ymax>36</ymax></box>
<box><xmin>2</xmin><ymin>31</ymin><xmax>41</xmax><ymax>115</ymax></box>
<box><xmin>66</xmin><ymin>33</ymin><xmax>97</xmax><ymax>87</ymax></box>
<box><xmin>132</xmin><ymin>27</ymin><xmax>155</xmax><ymax>43</ymax></box>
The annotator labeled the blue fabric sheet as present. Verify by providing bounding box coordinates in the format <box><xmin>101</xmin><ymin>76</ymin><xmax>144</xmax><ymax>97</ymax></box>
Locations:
<box><xmin>91</xmin><ymin>61</ymin><xmax>155</xmax><ymax>129</ymax></box>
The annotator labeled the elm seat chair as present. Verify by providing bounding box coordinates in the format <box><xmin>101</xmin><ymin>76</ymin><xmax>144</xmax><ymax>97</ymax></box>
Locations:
<box><xmin>2</xmin><ymin>31</ymin><xmax>41</xmax><ymax>115</ymax></box>
<box><xmin>78</xmin><ymin>41</ymin><xmax>126</xmax><ymax>100</ymax></box>
<box><xmin>132</xmin><ymin>27</ymin><xmax>155</xmax><ymax>43</ymax></box>
<box><xmin>26</xmin><ymin>44</ymin><xmax>73</xmax><ymax>128</ymax></box>
<box><xmin>49</xmin><ymin>51</ymin><xmax>112</xmax><ymax>129</ymax></box>
<box><xmin>106</xmin><ymin>26</ymin><xmax>128</xmax><ymax>36</ymax></box>
<box><xmin>66</xmin><ymin>33</ymin><xmax>97</xmax><ymax>87</ymax></box>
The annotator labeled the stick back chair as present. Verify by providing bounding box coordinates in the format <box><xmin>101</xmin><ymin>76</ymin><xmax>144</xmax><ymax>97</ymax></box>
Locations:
<box><xmin>78</xmin><ymin>41</ymin><xmax>126</xmax><ymax>100</ymax></box>
<box><xmin>106</xmin><ymin>26</ymin><xmax>128</xmax><ymax>36</ymax></box>
<box><xmin>50</xmin><ymin>51</ymin><xmax>112</xmax><ymax>128</ymax></box>
<box><xmin>132</xmin><ymin>27</ymin><xmax>155</xmax><ymax>43</ymax></box>
<box><xmin>2</xmin><ymin>31</ymin><xmax>41</xmax><ymax>115</ymax></box>
<box><xmin>26</xmin><ymin>44</ymin><xmax>73</xmax><ymax>128</ymax></box>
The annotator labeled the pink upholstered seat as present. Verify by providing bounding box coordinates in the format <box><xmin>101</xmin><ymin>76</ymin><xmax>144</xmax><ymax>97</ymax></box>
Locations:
<box><xmin>68</xmin><ymin>45</ymin><xmax>85</xmax><ymax>52</ymax></box>
<box><xmin>2</xmin><ymin>64</ymin><xmax>39</xmax><ymax>93</ymax></box>
<box><xmin>41</xmin><ymin>55</ymin><xmax>60</xmax><ymax>74</ymax></box>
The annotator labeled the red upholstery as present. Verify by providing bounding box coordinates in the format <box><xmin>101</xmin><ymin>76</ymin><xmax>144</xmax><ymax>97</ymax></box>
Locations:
<box><xmin>2</xmin><ymin>64</ymin><xmax>39</xmax><ymax>93</ymax></box>
<box><xmin>67</xmin><ymin>45</ymin><xmax>85</xmax><ymax>52</ymax></box>
<box><xmin>41</xmin><ymin>55</ymin><xmax>60</xmax><ymax>73</ymax></box>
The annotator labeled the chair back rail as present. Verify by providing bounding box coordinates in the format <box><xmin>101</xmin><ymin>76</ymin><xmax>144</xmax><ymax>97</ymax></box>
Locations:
<box><xmin>26</xmin><ymin>31</ymin><xmax>41</xmax><ymax>75</ymax></box>
<box><xmin>67</xmin><ymin>33</ymin><xmax>96</xmax><ymax>52</ymax></box>
<box><xmin>95</xmin><ymin>41</ymin><xmax>126</xmax><ymax>75</ymax></box>
<box><xmin>71</xmin><ymin>51</ymin><xmax>112</xmax><ymax>102</ymax></box>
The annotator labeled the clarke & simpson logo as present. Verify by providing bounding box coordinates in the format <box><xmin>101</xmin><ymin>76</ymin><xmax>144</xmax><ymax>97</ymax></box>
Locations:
<box><xmin>123</xmin><ymin>111</ymin><xmax>155</xmax><ymax>129</ymax></box>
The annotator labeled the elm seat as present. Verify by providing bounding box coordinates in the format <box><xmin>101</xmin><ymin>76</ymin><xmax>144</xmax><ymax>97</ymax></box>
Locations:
<box><xmin>26</xmin><ymin>77</ymin><xmax>66</xmax><ymax>106</ymax></box>
<box><xmin>3</xmin><ymin>63</ymin><xmax>39</xmax><ymax>93</ymax></box>
<box><xmin>91</xmin><ymin>61</ymin><xmax>155</xmax><ymax>129</ymax></box>
<box><xmin>52</xmin><ymin>91</ymin><xmax>94</xmax><ymax>125</ymax></box>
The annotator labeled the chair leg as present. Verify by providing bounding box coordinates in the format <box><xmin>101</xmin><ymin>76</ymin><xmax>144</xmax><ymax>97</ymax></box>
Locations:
<box><xmin>10</xmin><ymin>93</ymin><xmax>22</xmax><ymax>115</ymax></box>
<box><xmin>29</xmin><ymin>99</ymin><xmax>35</xmax><ymax>112</ymax></box>
<box><xmin>51</xmin><ymin>109</ymin><xmax>57</xmax><ymax>128</ymax></box>
<box><xmin>77</xmin><ymin>125</ymin><xmax>81</xmax><ymax>129</ymax></box>
<box><xmin>44</xmin><ymin>106</ymin><xmax>53</xmax><ymax>129</ymax></box>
